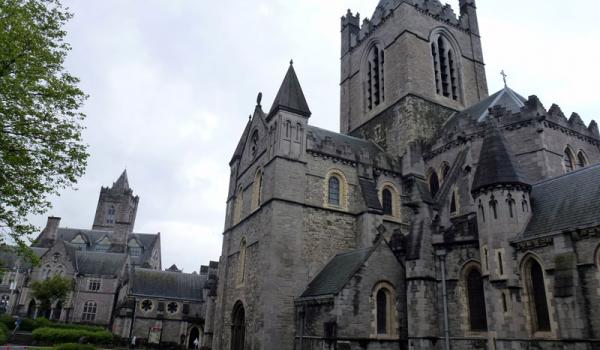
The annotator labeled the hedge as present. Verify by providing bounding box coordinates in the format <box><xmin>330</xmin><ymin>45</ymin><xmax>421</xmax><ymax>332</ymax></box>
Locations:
<box><xmin>53</xmin><ymin>343</ymin><xmax>97</xmax><ymax>350</ymax></box>
<box><xmin>0</xmin><ymin>315</ymin><xmax>105</xmax><ymax>333</ymax></box>
<box><xmin>0</xmin><ymin>324</ymin><xmax>7</xmax><ymax>345</ymax></box>
<box><xmin>32</xmin><ymin>327</ymin><xmax>112</xmax><ymax>345</ymax></box>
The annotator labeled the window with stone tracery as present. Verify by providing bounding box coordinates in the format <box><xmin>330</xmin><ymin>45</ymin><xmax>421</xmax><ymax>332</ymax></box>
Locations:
<box><xmin>563</xmin><ymin>147</ymin><xmax>575</xmax><ymax>173</ymax></box>
<box><xmin>577</xmin><ymin>150</ymin><xmax>588</xmax><ymax>168</ymax></box>
<box><xmin>82</xmin><ymin>301</ymin><xmax>97</xmax><ymax>321</ymax></box>
<box><xmin>140</xmin><ymin>299</ymin><xmax>153</xmax><ymax>312</ymax></box>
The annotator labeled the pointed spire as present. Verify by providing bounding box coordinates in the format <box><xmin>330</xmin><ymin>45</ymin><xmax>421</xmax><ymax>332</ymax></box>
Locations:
<box><xmin>113</xmin><ymin>169</ymin><xmax>130</xmax><ymax>191</ymax></box>
<box><xmin>471</xmin><ymin>128</ymin><xmax>529</xmax><ymax>195</ymax></box>
<box><xmin>268</xmin><ymin>61</ymin><xmax>311</xmax><ymax>119</ymax></box>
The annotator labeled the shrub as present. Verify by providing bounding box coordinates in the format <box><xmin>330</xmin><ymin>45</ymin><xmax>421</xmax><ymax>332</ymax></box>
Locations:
<box><xmin>0</xmin><ymin>314</ymin><xmax>14</xmax><ymax>330</ymax></box>
<box><xmin>34</xmin><ymin>317</ymin><xmax>51</xmax><ymax>329</ymax></box>
<box><xmin>49</xmin><ymin>323</ymin><xmax>105</xmax><ymax>332</ymax></box>
<box><xmin>53</xmin><ymin>343</ymin><xmax>97</xmax><ymax>350</ymax></box>
<box><xmin>0</xmin><ymin>326</ymin><xmax>7</xmax><ymax>345</ymax></box>
<box><xmin>19</xmin><ymin>317</ymin><xmax>38</xmax><ymax>331</ymax></box>
<box><xmin>33</xmin><ymin>327</ymin><xmax>112</xmax><ymax>345</ymax></box>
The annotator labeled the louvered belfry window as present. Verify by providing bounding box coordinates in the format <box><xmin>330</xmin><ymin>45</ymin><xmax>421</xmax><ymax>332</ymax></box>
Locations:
<box><xmin>366</xmin><ymin>45</ymin><xmax>385</xmax><ymax>111</ymax></box>
<box><xmin>432</xmin><ymin>35</ymin><xmax>460</xmax><ymax>101</ymax></box>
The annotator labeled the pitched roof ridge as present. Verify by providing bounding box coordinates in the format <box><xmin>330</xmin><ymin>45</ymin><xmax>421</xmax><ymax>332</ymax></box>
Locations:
<box><xmin>533</xmin><ymin>162</ymin><xmax>600</xmax><ymax>187</ymax></box>
<box><xmin>307</xmin><ymin>125</ymin><xmax>373</xmax><ymax>145</ymax></box>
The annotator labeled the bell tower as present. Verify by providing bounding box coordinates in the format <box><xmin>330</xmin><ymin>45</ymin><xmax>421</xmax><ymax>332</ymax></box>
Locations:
<box><xmin>92</xmin><ymin>170</ymin><xmax>139</xmax><ymax>234</ymax></box>
<box><xmin>340</xmin><ymin>0</ymin><xmax>488</xmax><ymax>155</ymax></box>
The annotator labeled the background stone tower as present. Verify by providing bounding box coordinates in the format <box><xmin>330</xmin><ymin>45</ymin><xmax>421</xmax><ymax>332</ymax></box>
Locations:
<box><xmin>340</xmin><ymin>0</ymin><xmax>488</xmax><ymax>155</ymax></box>
<box><xmin>92</xmin><ymin>170</ymin><xmax>139</xmax><ymax>236</ymax></box>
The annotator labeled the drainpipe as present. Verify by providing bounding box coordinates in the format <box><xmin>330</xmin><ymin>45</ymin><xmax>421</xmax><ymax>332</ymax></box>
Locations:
<box><xmin>439</xmin><ymin>252</ymin><xmax>451</xmax><ymax>350</ymax></box>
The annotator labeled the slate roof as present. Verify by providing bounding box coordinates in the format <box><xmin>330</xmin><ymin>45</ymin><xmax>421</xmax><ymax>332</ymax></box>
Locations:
<box><xmin>113</xmin><ymin>170</ymin><xmax>130</xmax><ymax>191</ymax></box>
<box><xmin>75</xmin><ymin>251</ymin><xmax>127</xmax><ymax>276</ymax></box>
<box><xmin>268</xmin><ymin>62</ymin><xmax>311</xmax><ymax>119</ymax></box>
<box><xmin>471</xmin><ymin>127</ymin><xmax>529</xmax><ymax>194</ymax></box>
<box><xmin>359</xmin><ymin>178</ymin><xmax>383</xmax><ymax>212</ymax></box>
<box><xmin>0</xmin><ymin>246</ymin><xmax>47</xmax><ymax>270</ymax></box>
<box><xmin>523</xmin><ymin>163</ymin><xmax>600</xmax><ymax>237</ymax></box>
<box><xmin>444</xmin><ymin>87</ymin><xmax>526</xmax><ymax>129</ymax></box>
<box><xmin>300</xmin><ymin>247</ymin><xmax>374</xmax><ymax>298</ymax></box>
<box><xmin>131</xmin><ymin>268</ymin><xmax>206</xmax><ymax>301</ymax></box>
<box><xmin>306</xmin><ymin>125</ymin><xmax>388</xmax><ymax>163</ymax></box>
<box><xmin>230</xmin><ymin>120</ymin><xmax>251</xmax><ymax>165</ymax></box>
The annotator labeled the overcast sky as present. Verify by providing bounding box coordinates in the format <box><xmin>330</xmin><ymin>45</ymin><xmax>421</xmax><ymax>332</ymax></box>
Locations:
<box><xmin>30</xmin><ymin>0</ymin><xmax>600</xmax><ymax>272</ymax></box>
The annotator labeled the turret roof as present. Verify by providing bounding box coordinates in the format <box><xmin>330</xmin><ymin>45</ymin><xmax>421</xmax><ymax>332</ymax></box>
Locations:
<box><xmin>113</xmin><ymin>170</ymin><xmax>130</xmax><ymax>191</ymax></box>
<box><xmin>471</xmin><ymin>127</ymin><xmax>529</xmax><ymax>194</ymax></box>
<box><xmin>268</xmin><ymin>62</ymin><xmax>311</xmax><ymax>119</ymax></box>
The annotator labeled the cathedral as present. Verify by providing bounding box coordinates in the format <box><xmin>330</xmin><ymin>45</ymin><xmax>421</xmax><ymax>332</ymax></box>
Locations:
<box><xmin>0</xmin><ymin>171</ymin><xmax>218</xmax><ymax>348</ymax></box>
<box><xmin>211</xmin><ymin>0</ymin><xmax>600</xmax><ymax>349</ymax></box>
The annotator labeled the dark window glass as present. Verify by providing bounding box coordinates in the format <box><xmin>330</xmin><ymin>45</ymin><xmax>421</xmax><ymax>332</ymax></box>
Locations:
<box><xmin>328</xmin><ymin>177</ymin><xmax>340</xmax><ymax>206</ymax></box>
<box><xmin>467</xmin><ymin>269</ymin><xmax>487</xmax><ymax>331</ymax></box>
<box><xmin>382</xmin><ymin>189</ymin><xmax>393</xmax><ymax>216</ymax></box>
<box><xmin>530</xmin><ymin>261</ymin><xmax>551</xmax><ymax>332</ymax></box>
<box><xmin>564</xmin><ymin>149</ymin><xmax>574</xmax><ymax>173</ymax></box>
<box><xmin>577</xmin><ymin>152</ymin><xmax>587</xmax><ymax>168</ymax></box>
<box><xmin>429</xmin><ymin>172</ymin><xmax>440</xmax><ymax>198</ymax></box>
<box><xmin>450</xmin><ymin>192</ymin><xmax>457</xmax><ymax>213</ymax></box>
<box><xmin>376</xmin><ymin>289</ymin><xmax>388</xmax><ymax>334</ymax></box>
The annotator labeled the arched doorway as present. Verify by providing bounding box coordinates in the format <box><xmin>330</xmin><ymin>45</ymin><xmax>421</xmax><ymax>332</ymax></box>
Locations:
<box><xmin>230</xmin><ymin>302</ymin><xmax>245</xmax><ymax>350</ymax></box>
<box><xmin>188</xmin><ymin>327</ymin><xmax>200</xmax><ymax>349</ymax></box>
<box><xmin>52</xmin><ymin>301</ymin><xmax>63</xmax><ymax>321</ymax></box>
<box><xmin>26</xmin><ymin>300</ymin><xmax>36</xmax><ymax>318</ymax></box>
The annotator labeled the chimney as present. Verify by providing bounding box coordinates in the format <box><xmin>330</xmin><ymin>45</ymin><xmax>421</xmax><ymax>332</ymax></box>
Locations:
<box><xmin>41</xmin><ymin>217</ymin><xmax>61</xmax><ymax>242</ymax></box>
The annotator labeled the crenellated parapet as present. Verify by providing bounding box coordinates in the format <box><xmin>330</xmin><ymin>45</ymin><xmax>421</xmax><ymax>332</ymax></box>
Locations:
<box><xmin>341</xmin><ymin>0</ymin><xmax>474</xmax><ymax>54</ymax></box>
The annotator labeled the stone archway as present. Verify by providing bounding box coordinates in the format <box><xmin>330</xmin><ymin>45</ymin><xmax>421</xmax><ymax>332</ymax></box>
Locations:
<box><xmin>230</xmin><ymin>302</ymin><xmax>245</xmax><ymax>350</ymax></box>
<box><xmin>26</xmin><ymin>299</ymin><xmax>36</xmax><ymax>318</ymax></box>
<box><xmin>188</xmin><ymin>327</ymin><xmax>200</xmax><ymax>349</ymax></box>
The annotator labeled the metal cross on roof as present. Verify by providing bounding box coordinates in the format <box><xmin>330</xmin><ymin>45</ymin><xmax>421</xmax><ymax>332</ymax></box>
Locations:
<box><xmin>501</xmin><ymin>70</ymin><xmax>508</xmax><ymax>87</ymax></box>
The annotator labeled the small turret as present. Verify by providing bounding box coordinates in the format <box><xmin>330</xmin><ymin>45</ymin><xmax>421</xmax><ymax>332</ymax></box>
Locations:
<box><xmin>459</xmin><ymin>0</ymin><xmax>479</xmax><ymax>35</ymax></box>
<box><xmin>341</xmin><ymin>9</ymin><xmax>360</xmax><ymax>55</ymax></box>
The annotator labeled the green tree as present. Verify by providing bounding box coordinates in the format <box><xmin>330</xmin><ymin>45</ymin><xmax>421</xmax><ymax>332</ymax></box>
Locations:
<box><xmin>0</xmin><ymin>0</ymin><xmax>88</xmax><ymax>257</ymax></box>
<box><xmin>30</xmin><ymin>275</ymin><xmax>71</xmax><ymax>313</ymax></box>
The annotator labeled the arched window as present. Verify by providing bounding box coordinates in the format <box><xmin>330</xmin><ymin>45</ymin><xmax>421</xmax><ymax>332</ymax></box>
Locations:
<box><xmin>231</xmin><ymin>302</ymin><xmax>246</xmax><ymax>350</ymax></box>
<box><xmin>525</xmin><ymin>259</ymin><xmax>551</xmax><ymax>332</ymax></box>
<box><xmin>251</xmin><ymin>169</ymin><xmax>263</xmax><ymax>211</ymax></box>
<box><xmin>450</xmin><ymin>191</ymin><xmax>457</xmax><ymax>214</ymax></box>
<box><xmin>428</xmin><ymin>170</ymin><xmax>440</xmax><ymax>198</ymax></box>
<box><xmin>577</xmin><ymin>151</ymin><xmax>588</xmax><ymax>168</ymax></box>
<box><xmin>328</xmin><ymin>176</ymin><xmax>340</xmax><ymax>206</ymax></box>
<box><xmin>82</xmin><ymin>301</ymin><xmax>97</xmax><ymax>321</ymax></box>
<box><xmin>237</xmin><ymin>239</ymin><xmax>247</xmax><ymax>285</ymax></box>
<box><xmin>489</xmin><ymin>195</ymin><xmax>498</xmax><ymax>220</ymax></box>
<box><xmin>466</xmin><ymin>267</ymin><xmax>487</xmax><ymax>331</ymax></box>
<box><xmin>106</xmin><ymin>206</ymin><xmax>115</xmax><ymax>224</ymax></box>
<box><xmin>366</xmin><ymin>45</ymin><xmax>385</xmax><ymax>110</ymax></box>
<box><xmin>285</xmin><ymin>120</ymin><xmax>291</xmax><ymax>139</ymax></box>
<box><xmin>522</xmin><ymin>195</ymin><xmax>529</xmax><ymax>213</ymax></box>
<box><xmin>431</xmin><ymin>34</ymin><xmax>460</xmax><ymax>101</ymax></box>
<box><xmin>372</xmin><ymin>282</ymin><xmax>395</xmax><ymax>336</ymax></box>
<box><xmin>563</xmin><ymin>147</ymin><xmax>575</xmax><ymax>173</ymax></box>
<box><xmin>382</xmin><ymin>188</ymin><xmax>393</xmax><ymax>216</ymax></box>
<box><xmin>440</xmin><ymin>163</ymin><xmax>451</xmax><ymax>182</ymax></box>
<box><xmin>250</xmin><ymin>130</ymin><xmax>259</xmax><ymax>158</ymax></box>
<box><xmin>376</xmin><ymin>288</ymin><xmax>389</xmax><ymax>334</ymax></box>
<box><xmin>234</xmin><ymin>186</ymin><xmax>243</xmax><ymax>224</ymax></box>
<box><xmin>478</xmin><ymin>200</ymin><xmax>485</xmax><ymax>223</ymax></box>
<box><xmin>506</xmin><ymin>193</ymin><xmax>515</xmax><ymax>219</ymax></box>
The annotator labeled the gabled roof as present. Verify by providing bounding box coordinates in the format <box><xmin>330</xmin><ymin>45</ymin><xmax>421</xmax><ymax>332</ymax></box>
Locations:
<box><xmin>131</xmin><ymin>268</ymin><xmax>206</xmax><ymax>301</ymax></box>
<box><xmin>471</xmin><ymin>127</ymin><xmax>529</xmax><ymax>194</ymax></box>
<box><xmin>268</xmin><ymin>62</ymin><xmax>311</xmax><ymax>119</ymax></box>
<box><xmin>75</xmin><ymin>251</ymin><xmax>127</xmax><ymax>276</ymax></box>
<box><xmin>300</xmin><ymin>246</ymin><xmax>374</xmax><ymax>298</ymax></box>
<box><xmin>523</xmin><ymin>163</ymin><xmax>600</xmax><ymax>237</ymax></box>
<box><xmin>444</xmin><ymin>87</ymin><xmax>526</xmax><ymax>128</ymax></box>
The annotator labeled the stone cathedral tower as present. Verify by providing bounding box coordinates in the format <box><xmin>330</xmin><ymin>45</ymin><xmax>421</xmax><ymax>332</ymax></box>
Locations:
<box><xmin>92</xmin><ymin>170</ymin><xmax>139</xmax><ymax>235</ymax></box>
<box><xmin>340</xmin><ymin>0</ymin><xmax>488</xmax><ymax>155</ymax></box>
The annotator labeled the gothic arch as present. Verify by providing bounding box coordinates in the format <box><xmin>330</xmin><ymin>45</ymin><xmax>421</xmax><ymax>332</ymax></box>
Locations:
<box><xmin>429</xmin><ymin>27</ymin><xmax>464</xmax><ymax>102</ymax></box>
<box><xmin>361</xmin><ymin>39</ymin><xmax>386</xmax><ymax>112</ymax></box>
<box><xmin>230</xmin><ymin>301</ymin><xmax>246</xmax><ymax>350</ymax></box>
<box><xmin>577</xmin><ymin>150</ymin><xmax>588</xmax><ymax>168</ymax></box>
<box><xmin>234</xmin><ymin>185</ymin><xmax>244</xmax><ymax>224</ymax></box>
<box><xmin>439</xmin><ymin>162</ymin><xmax>451</xmax><ymax>182</ymax></box>
<box><xmin>427</xmin><ymin>168</ymin><xmax>440</xmax><ymax>198</ymax></box>
<box><xmin>459</xmin><ymin>260</ymin><xmax>488</xmax><ymax>332</ymax></box>
<box><xmin>251</xmin><ymin>168</ymin><xmax>263</xmax><ymax>211</ymax></box>
<box><xmin>520</xmin><ymin>253</ymin><xmax>553</xmax><ymax>334</ymax></box>
<box><xmin>563</xmin><ymin>145</ymin><xmax>576</xmax><ymax>173</ymax></box>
